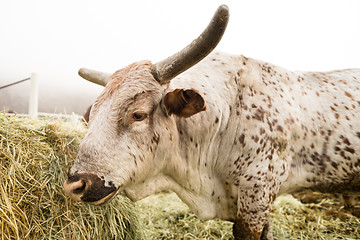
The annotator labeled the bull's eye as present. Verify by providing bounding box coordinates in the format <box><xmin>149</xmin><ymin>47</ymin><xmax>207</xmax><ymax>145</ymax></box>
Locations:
<box><xmin>133</xmin><ymin>112</ymin><xmax>146</xmax><ymax>121</ymax></box>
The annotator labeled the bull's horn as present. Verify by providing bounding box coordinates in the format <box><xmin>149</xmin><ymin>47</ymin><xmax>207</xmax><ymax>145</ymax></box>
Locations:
<box><xmin>151</xmin><ymin>4</ymin><xmax>229</xmax><ymax>85</ymax></box>
<box><xmin>78</xmin><ymin>68</ymin><xmax>112</xmax><ymax>86</ymax></box>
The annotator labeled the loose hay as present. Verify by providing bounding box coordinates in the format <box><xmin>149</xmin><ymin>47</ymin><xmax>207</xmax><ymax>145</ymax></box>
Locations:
<box><xmin>137</xmin><ymin>191</ymin><xmax>360</xmax><ymax>239</ymax></box>
<box><xmin>136</xmin><ymin>192</ymin><xmax>233</xmax><ymax>240</ymax></box>
<box><xmin>272</xmin><ymin>193</ymin><xmax>360</xmax><ymax>240</ymax></box>
<box><xmin>0</xmin><ymin>114</ymin><xmax>142</xmax><ymax>240</ymax></box>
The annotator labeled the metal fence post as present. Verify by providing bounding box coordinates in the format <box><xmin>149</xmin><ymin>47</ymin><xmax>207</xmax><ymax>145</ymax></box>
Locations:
<box><xmin>28</xmin><ymin>72</ymin><xmax>38</xmax><ymax>118</ymax></box>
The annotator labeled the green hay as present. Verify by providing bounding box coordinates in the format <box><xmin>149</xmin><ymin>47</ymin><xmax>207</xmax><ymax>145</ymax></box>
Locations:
<box><xmin>137</xmin><ymin>192</ymin><xmax>359</xmax><ymax>239</ymax></box>
<box><xmin>272</xmin><ymin>193</ymin><xmax>360</xmax><ymax>240</ymax></box>
<box><xmin>136</xmin><ymin>192</ymin><xmax>233</xmax><ymax>240</ymax></box>
<box><xmin>0</xmin><ymin>114</ymin><xmax>142</xmax><ymax>240</ymax></box>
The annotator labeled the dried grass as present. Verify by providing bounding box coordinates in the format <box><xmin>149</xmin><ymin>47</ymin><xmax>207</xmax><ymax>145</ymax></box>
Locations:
<box><xmin>136</xmin><ymin>192</ymin><xmax>233</xmax><ymax>240</ymax></box>
<box><xmin>137</xmin><ymin>190</ymin><xmax>360</xmax><ymax>240</ymax></box>
<box><xmin>0</xmin><ymin>114</ymin><xmax>141</xmax><ymax>240</ymax></box>
<box><xmin>272</xmin><ymin>192</ymin><xmax>360</xmax><ymax>240</ymax></box>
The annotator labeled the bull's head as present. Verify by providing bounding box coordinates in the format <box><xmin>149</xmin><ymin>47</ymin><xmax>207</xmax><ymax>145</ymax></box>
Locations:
<box><xmin>63</xmin><ymin>5</ymin><xmax>229</xmax><ymax>205</ymax></box>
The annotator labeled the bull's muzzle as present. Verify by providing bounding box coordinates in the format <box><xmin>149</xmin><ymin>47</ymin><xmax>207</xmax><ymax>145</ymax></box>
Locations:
<box><xmin>63</xmin><ymin>173</ymin><xmax>117</xmax><ymax>205</ymax></box>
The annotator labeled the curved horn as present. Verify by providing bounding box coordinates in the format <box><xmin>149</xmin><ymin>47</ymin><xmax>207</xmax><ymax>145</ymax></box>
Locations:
<box><xmin>78</xmin><ymin>68</ymin><xmax>112</xmax><ymax>86</ymax></box>
<box><xmin>152</xmin><ymin>5</ymin><xmax>229</xmax><ymax>85</ymax></box>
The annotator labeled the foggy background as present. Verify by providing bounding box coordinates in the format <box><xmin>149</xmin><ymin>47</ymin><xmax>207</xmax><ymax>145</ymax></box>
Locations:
<box><xmin>1</xmin><ymin>0</ymin><xmax>359</xmax><ymax>115</ymax></box>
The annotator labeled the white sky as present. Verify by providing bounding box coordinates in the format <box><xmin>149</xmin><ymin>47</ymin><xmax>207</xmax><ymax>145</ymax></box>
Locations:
<box><xmin>0</xmin><ymin>0</ymin><xmax>360</xmax><ymax>112</ymax></box>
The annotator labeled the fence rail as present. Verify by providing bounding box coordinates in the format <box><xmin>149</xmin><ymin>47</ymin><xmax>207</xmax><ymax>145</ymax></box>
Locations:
<box><xmin>1</xmin><ymin>73</ymin><xmax>38</xmax><ymax>118</ymax></box>
<box><xmin>0</xmin><ymin>77</ymin><xmax>31</xmax><ymax>90</ymax></box>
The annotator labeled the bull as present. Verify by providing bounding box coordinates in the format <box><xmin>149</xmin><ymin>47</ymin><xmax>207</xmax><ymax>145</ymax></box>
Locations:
<box><xmin>64</xmin><ymin>5</ymin><xmax>360</xmax><ymax>239</ymax></box>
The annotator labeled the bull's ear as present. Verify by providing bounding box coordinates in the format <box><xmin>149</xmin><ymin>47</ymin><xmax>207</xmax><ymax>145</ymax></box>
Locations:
<box><xmin>163</xmin><ymin>89</ymin><xmax>206</xmax><ymax>118</ymax></box>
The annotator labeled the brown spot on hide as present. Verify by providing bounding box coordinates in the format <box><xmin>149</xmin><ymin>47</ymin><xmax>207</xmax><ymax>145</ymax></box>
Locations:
<box><xmin>260</xmin><ymin>128</ymin><xmax>265</xmax><ymax>135</ymax></box>
<box><xmin>345</xmin><ymin>91</ymin><xmax>353</xmax><ymax>98</ymax></box>
<box><xmin>344</xmin><ymin>147</ymin><xmax>355</xmax><ymax>154</ymax></box>
<box><xmin>343</xmin><ymin>138</ymin><xmax>351</xmax><ymax>146</ymax></box>
<box><xmin>253</xmin><ymin>108</ymin><xmax>265</xmax><ymax>122</ymax></box>
<box><xmin>239</xmin><ymin>134</ymin><xmax>245</xmax><ymax>145</ymax></box>
<box><xmin>356</xmin><ymin>132</ymin><xmax>360</xmax><ymax>139</ymax></box>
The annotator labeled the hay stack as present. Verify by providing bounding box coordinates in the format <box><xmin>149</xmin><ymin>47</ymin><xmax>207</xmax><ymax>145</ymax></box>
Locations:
<box><xmin>0</xmin><ymin>114</ymin><xmax>142</xmax><ymax>239</ymax></box>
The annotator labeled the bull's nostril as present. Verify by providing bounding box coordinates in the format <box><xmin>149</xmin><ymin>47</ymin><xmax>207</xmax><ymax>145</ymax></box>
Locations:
<box><xmin>64</xmin><ymin>173</ymin><xmax>117</xmax><ymax>204</ymax></box>
<box><xmin>63</xmin><ymin>177</ymin><xmax>87</xmax><ymax>200</ymax></box>
<box><xmin>73</xmin><ymin>180</ymin><xmax>86</xmax><ymax>194</ymax></box>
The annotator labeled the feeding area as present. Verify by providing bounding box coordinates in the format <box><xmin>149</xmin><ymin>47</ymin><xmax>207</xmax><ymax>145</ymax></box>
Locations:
<box><xmin>0</xmin><ymin>114</ymin><xmax>359</xmax><ymax>239</ymax></box>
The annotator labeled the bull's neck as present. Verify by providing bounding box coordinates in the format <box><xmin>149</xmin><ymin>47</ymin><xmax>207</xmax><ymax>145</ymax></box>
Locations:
<box><xmin>166</xmin><ymin>84</ymin><xmax>238</xmax><ymax>190</ymax></box>
<box><xmin>163</xmin><ymin>109</ymin><xmax>238</xmax><ymax>219</ymax></box>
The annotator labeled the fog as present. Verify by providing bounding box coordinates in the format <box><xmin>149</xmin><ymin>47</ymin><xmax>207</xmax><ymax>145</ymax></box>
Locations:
<box><xmin>1</xmin><ymin>0</ymin><xmax>359</xmax><ymax>114</ymax></box>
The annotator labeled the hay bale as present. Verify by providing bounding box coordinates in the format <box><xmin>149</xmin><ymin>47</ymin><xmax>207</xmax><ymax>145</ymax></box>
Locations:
<box><xmin>0</xmin><ymin>114</ymin><xmax>142</xmax><ymax>239</ymax></box>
